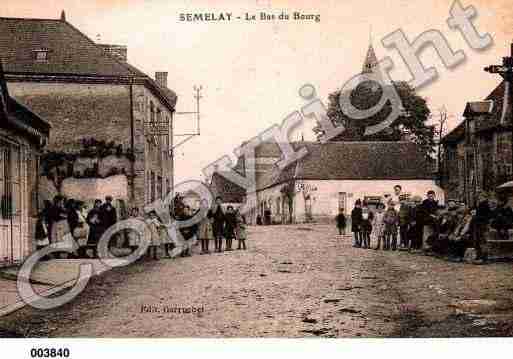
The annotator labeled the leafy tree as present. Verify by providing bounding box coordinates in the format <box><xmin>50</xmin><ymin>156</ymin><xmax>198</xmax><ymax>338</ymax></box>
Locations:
<box><xmin>315</xmin><ymin>81</ymin><xmax>436</xmax><ymax>157</ymax></box>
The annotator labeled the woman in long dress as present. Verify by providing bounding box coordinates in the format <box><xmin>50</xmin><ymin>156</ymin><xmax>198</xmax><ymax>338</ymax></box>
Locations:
<box><xmin>198</xmin><ymin>200</ymin><xmax>214</xmax><ymax>254</ymax></box>
<box><xmin>235</xmin><ymin>210</ymin><xmax>247</xmax><ymax>250</ymax></box>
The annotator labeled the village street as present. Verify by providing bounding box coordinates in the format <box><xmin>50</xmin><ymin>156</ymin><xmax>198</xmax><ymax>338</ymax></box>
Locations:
<box><xmin>1</xmin><ymin>224</ymin><xmax>513</xmax><ymax>338</ymax></box>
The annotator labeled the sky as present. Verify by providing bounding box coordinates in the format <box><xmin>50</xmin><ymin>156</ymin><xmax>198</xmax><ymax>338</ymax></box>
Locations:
<box><xmin>2</xmin><ymin>0</ymin><xmax>513</xmax><ymax>183</ymax></box>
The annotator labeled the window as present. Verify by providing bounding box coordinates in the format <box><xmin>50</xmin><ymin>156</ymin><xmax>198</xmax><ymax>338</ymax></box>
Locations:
<box><xmin>33</xmin><ymin>49</ymin><xmax>49</xmax><ymax>62</ymax></box>
<box><xmin>150</xmin><ymin>102</ymin><xmax>155</xmax><ymax>123</ymax></box>
<box><xmin>0</xmin><ymin>143</ymin><xmax>21</xmax><ymax>219</ymax></box>
<box><xmin>166</xmin><ymin>179</ymin><xmax>170</xmax><ymax>196</ymax></box>
<box><xmin>150</xmin><ymin>171</ymin><xmax>156</xmax><ymax>203</ymax></box>
<box><xmin>338</xmin><ymin>192</ymin><xmax>347</xmax><ymax>213</ymax></box>
<box><xmin>157</xmin><ymin>176</ymin><xmax>163</xmax><ymax>200</ymax></box>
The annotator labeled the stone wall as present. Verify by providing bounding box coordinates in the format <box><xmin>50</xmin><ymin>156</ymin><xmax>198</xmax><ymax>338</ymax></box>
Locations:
<box><xmin>8</xmin><ymin>81</ymin><xmax>175</xmax><ymax>213</ymax></box>
<box><xmin>131</xmin><ymin>84</ymin><xmax>174</xmax><ymax>210</ymax></box>
<box><xmin>8</xmin><ymin>82</ymin><xmax>132</xmax><ymax>152</ymax></box>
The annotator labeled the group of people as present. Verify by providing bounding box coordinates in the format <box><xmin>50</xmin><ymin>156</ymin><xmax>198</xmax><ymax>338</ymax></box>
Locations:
<box><xmin>35</xmin><ymin>193</ymin><xmax>249</xmax><ymax>260</ymax></box>
<box><xmin>198</xmin><ymin>196</ymin><xmax>248</xmax><ymax>254</ymax></box>
<box><xmin>122</xmin><ymin>195</ymin><xmax>249</xmax><ymax>259</ymax></box>
<box><xmin>335</xmin><ymin>185</ymin><xmax>513</xmax><ymax>263</ymax></box>
<box><xmin>35</xmin><ymin>195</ymin><xmax>120</xmax><ymax>258</ymax></box>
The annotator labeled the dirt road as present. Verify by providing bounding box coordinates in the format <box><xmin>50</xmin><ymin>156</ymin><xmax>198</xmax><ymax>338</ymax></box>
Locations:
<box><xmin>1</xmin><ymin>224</ymin><xmax>513</xmax><ymax>337</ymax></box>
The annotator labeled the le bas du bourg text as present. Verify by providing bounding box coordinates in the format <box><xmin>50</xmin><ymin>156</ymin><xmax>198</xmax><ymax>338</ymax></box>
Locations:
<box><xmin>179</xmin><ymin>11</ymin><xmax>321</xmax><ymax>23</ymax></box>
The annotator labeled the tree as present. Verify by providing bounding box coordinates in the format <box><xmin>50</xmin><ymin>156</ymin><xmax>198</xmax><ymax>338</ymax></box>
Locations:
<box><xmin>315</xmin><ymin>81</ymin><xmax>436</xmax><ymax>157</ymax></box>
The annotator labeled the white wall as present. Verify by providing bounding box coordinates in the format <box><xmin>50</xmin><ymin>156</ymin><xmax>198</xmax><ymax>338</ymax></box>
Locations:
<box><xmin>255</xmin><ymin>179</ymin><xmax>444</xmax><ymax>224</ymax></box>
<box><xmin>61</xmin><ymin>174</ymin><xmax>129</xmax><ymax>202</ymax></box>
<box><xmin>296</xmin><ymin>179</ymin><xmax>444</xmax><ymax>220</ymax></box>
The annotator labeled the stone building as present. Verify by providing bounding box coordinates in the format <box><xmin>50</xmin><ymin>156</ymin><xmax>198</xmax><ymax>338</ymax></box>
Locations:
<box><xmin>441</xmin><ymin>80</ymin><xmax>511</xmax><ymax>205</ymax></box>
<box><xmin>0</xmin><ymin>12</ymin><xmax>177</xmax><ymax>210</ymax></box>
<box><xmin>0</xmin><ymin>61</ymin><xmax>50</xmax><ymax>267</ymax></box>
<box><xmin>212</xmin><ymin>141</ymin><xmax>443</xmax><ymax>225</ymax></box>
<box><xmin>252</xmin><ymin>141</ymin><xmax>443</xmax><ymax>224</ymax></box>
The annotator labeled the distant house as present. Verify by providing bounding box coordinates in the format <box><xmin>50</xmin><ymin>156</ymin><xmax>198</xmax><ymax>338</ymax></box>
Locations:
<box><xmin>209</xmin><ymin>172</ymin><xmax>245</xmax><ymax>209</ymax></box>
<box><xmin>0</xmin><ymin>11</ymin><xmax>177</xmax><ymax>210</ymax></box>
<box><xmin>441</xmin><ymin>80</ymin><xmax>511</xmax><ymax>205</ymax></box>
<box><xmin>0</xmin><ymin>61</ymin><xmax>50</xmax><ymax>267</ymax></box>
<box><xmin>249</xmin><ymin>141</ymin><xmax>443</xmax><ymax>224</ymax></box>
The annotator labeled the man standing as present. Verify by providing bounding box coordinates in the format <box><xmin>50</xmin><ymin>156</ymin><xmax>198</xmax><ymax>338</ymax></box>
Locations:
<box><xmin>100</xmin><ymin>196</ymin><xmax>117</xmax><ymax>231</ymax></box>
<box><xmin>351</xmin><ymin>199</ymin><xmax>363</xmax><ymax>247</ymax></box>
<box><xmin>398</xmin><ymin>194</ymin><xmax>411</xmax><ymax>249</ymax></box>
<box><xmin>335</xmin><ymin>208</ymin><xmax>347</xmax><ymax>236</ymax></box>
<box><xmin>86</xmin><ymin>199</ymin><xmax>103</xmax><ymax>258</ymax></box>
<box><xmin>420</xmin><ymin>190</ymin><xmax>439</xmax><ymax>251</ymax></box>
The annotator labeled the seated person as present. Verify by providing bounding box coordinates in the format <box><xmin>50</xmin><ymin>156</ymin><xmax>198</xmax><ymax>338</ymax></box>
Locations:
<box><xmin>447</xmin><ymin>207</ymin><xmax>473</xmax><ymax>260</ymax></box>
<box><xmin>490</xmin><ymin>198</ymin><xmax>513</xmax><ymax>240</ymax></box>
<box><xmin>433</xmin><ymin>205</ymin><xmax>458</xmax><ymax>255</ymax></box>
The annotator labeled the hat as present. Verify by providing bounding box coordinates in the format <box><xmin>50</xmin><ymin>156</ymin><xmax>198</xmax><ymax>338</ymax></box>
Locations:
<box><xmin>412</xmin><ymin>195</ymin><xmax>422</xmax><ymax>203</ymax></box>
<box><xmin>447</xmin><ymin>201</ymin><xmax>459</xmax><ymax>210</ymax></box>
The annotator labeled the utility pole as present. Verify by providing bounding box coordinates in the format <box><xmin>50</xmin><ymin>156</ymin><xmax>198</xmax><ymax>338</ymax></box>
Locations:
<box><xmin>437</xmin><ymin>106</ymin><xmax>448</xmax><ymax>183</ymax></box>
<box><xmin>484</xmin><ymin>43</ymin><xmax>513</xmax><ymax>183</ymax></box>
<box><xmin>173</xmin><ymin>85</ymin><xmax>203</xmax><ymax>150</ymax></box>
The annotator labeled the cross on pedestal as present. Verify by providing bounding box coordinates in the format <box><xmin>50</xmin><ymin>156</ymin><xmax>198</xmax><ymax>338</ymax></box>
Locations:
<box><xmin>484</xmin><ymin>43</ymin><xmax>513</xmax><ymax>182</ymax></box>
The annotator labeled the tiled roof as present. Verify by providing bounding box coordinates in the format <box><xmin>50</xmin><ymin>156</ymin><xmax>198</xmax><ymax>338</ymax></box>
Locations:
<box><xmin>441</xmin><ymin>121</ymin><xmax>465</xmax><ymax>144</ymax></box>
<box><xmin>476</xmin><ymin>81</ymin><xmax>509</xmax><ymax>132</ymax></box>
<box><xmin>0</xmin><ymin>17</ymin><xmax>134</xmax><ymax>77</ymax></box>
<box><xmin>256</xmin><ymin>141</ymin><xmax>435</xmax><ymax>191</ymax></box>
<box><xmin>0</xmin><ymin>60</ymin><xmax>50</xmax><ymax>140</ymax></box>
<box><xmin>0</xmin><ymin>16</ymin><xmax>177</xmax><ymax>109</ymax></box>
<box><xmin>210</xmin><ymin>172</ymin><xmax>245</xmax><ymax>204</ymax></box>
<box><xmin>464</xmin><ymin>101</ymin><xmax>494</xmax><ymax>117</ymax></box>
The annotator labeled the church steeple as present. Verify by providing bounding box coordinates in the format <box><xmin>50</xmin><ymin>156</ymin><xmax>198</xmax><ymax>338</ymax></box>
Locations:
<box><xmin>362</xmin><ymin>43</ymin><xmax>378</xmax><ymax>74</ymax></box>
<box><xmin>362</xmin><ymin>26</ymin><xmax>378</xmax><ymax>74</ymax></box>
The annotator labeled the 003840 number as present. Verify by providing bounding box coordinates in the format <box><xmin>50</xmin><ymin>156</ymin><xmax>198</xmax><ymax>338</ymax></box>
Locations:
<box><xmin>30</xmin><ymin>348</ymin><xmax>70</xmax><ymax>358</ymax></box>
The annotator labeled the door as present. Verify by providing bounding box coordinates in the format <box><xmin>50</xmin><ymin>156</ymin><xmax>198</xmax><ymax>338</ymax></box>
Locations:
<box><xmin>0</xmin><ymin>141</ymin><xmax>23</xmax><ymax>267</ymax></box>
<box><xmin>338</xmin><ymin>192</ymin><xmax>347</xmax><ymax>214</ymax></box>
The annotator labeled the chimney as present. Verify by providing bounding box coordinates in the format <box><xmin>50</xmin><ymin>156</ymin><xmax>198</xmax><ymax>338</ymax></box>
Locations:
<box><xmin>98</xmin><ymin>44</ymin><xmax>127</xmax><ymax>62</ymax></box>
<box><xmin>155</xmin><ymin>72</ymin><xmax>168</xmax><ymax>88</ymax></box>
<box><xmin>60</xmin><ymin>10</ymin><xmax>66</xmax><ymax>21</ymax></box>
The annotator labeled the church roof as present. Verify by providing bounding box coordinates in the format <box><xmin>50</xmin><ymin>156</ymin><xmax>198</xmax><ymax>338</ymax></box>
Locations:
<box><xmin>256</xmin><ymin>141</ymin><xmax>435</xmax><ymax>192</ymax></box>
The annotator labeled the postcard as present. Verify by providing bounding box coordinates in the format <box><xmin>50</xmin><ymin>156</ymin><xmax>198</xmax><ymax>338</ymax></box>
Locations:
<box><xmin>1</xmin><ymin>0</ymin><xmax>513</xmax><ymax>356</ymax></box>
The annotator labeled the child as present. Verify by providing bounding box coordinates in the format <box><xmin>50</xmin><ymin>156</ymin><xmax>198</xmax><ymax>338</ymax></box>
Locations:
<box><xmin>383</xmin><ymin>202</ymin><xmax>399</xmax><ymax>250</ymax></box>
<box><xmin>398</xmin><ymin>195</ymin><xmax>412</xmax><ymax>250</ymax></box>
<box><xmin>198</xmin><ymin>200</ymin><xmax>214</xmax><ymax>254</ymax></box>
<box><xmin>146</xmin><ymin>211</ymin><xmax>162</xmax><ymax>260</ymax></box>
<box><xmin>373</xmin><ymin>203</ymin><xmax>386</xmax><ymax>250</ymax></box>
<box><xmin>235</xmin><ymin>210</ymin><xmax>247</xmax><ymax>250</ymax></box>
<box><xmin>224</xmin><ymin>206</ymin><xmax>237</xmax><ymax>251</ymax></box>
<box><xmin>351</xmin><ymin>200</ymin><xmax>363</xmax><ymax>248</ymax></box>
<box><xmin>360</xmin><ymin>204</ymin><xmax>374</xmax><ymax>249</ymax></box>
<box><xmin>335</xmin><ymin>208</ymin><xmax>347</xmax><ymax>236</ymax></box>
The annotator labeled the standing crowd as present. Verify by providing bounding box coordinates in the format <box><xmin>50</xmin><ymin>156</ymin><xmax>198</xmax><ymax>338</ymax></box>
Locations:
<box><xmin>35</xmin><ymin>193</ymin><xmax>248</xmax><ymax>260</ymax></box>
<box><xmin>335</xmin><ymin>185</ymin><xmax>513</xmax><ymax>264</ymax></box>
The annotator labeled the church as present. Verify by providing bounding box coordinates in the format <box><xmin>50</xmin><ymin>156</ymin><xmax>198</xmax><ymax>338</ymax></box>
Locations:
<box><xmin>212</xmin><ymin>42</ymin><xmax>444</xmax><ymax>224</ymax></box>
